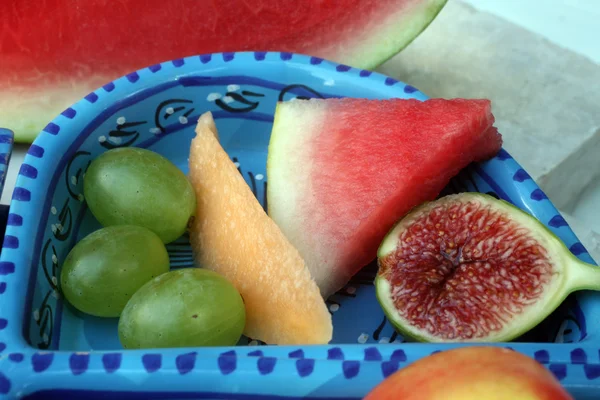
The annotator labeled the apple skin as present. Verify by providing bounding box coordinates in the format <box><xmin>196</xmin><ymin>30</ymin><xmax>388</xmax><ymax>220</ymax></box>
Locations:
<box><xmin>364</xmin><ymin>346</ymin><xmax>573</xmax><ymax>400</ymax></box>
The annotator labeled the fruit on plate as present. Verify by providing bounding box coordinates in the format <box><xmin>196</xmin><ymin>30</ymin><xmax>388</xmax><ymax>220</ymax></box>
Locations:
<box><xmin>376</xmin><ymin>192</ymin><xmax>600</xmax><ymax>342</ymax></box>
<box><xmin>2</xmin><ymin>0</ymin><xmax>448</xmax><ymax>143</ymax></box>
<box><xmin>84</xmin><ymin>147</ymin><xmax>196</xmax><ymax>244</ymax></box>
<box><xmin>267</xmin><ymin>97</ymin><xmax>502</xmax><ymax>297</ymax></box>
<box><xmin>60</xmin><ymin>225</ymin><xmax>170</xmax><ymax>317</ymax></box>
<box><xmin>188</xmin><ymin>112</ymin><xmax>332</xmax><ymax>345</ymax></box>
<box><xmin>364</xmin><ymin>346</ymin><xmax>573</xmax><ymax>400</ymax></box>
<box><xmin>118</xmin><ymin>268</ymin><xmax>246</xmax><ymax>348</ymax></box>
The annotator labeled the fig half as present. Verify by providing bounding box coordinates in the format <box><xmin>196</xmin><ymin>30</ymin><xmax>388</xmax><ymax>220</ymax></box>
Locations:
<box><xmin>375</xmin><ymin>192</ymin><xmax>599</xmax><ymax>342</ymax></box>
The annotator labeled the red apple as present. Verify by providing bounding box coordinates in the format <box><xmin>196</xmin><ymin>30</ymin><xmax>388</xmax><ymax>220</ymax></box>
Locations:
<box><xmin>364</xmin><ymin>346</ymin><xmax>573</xmax><ymax>400</ymax></box>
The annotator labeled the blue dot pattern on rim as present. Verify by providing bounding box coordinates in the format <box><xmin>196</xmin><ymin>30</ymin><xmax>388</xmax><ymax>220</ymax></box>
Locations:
<box><xmin>61</xmin><ymin>108</ymin><xmax>77</xmax><ymax>119</ymax></box>
<box><xmin>534</xmin><ymin>350</ymin><xmax>550</xmax><ymax>364</ymax></box>
<box><xmin>102</xmin><ymin>353</ymin><xmax>122</xmax><ymax>373</ymax></box>
<box><xmin>254</xmin><ymin>52</ymin><xmax>267</xmax><ymax>61</ymax></box>
<box><xmin>172</xmin><ymin>59</ymin><xmax>185</xmax><ymax>67</ymax></box>
<box><xmin>530</xmin><ymin>188</ymin><xmax>548</xmax><ymax>201</ymax></box>
<box><xmin>0</xmin><ymin>372</ymin><xmax>10</xmax><ymax>395</ymax></box>
<box><xmin>69</xmin><ymin>353</ymin><xmax>90</xmax><ymax>375</ymax></box>
<box><xmin>142</xmin><ymin>354</ymin><xmax>162</xmax><ymax>373</ymax></box>
<box><xmin>381</xmin><ymin>361</ymin><xmax>400</xmax><ymax>378</ymax></box>
<box><xmin>0</xmin><ymin>51</ymin><xmax>597</xmax><ymax>398</ymax></box>
<box><xmin>43</xmin><ymin>122</ymin><xmax>60</xmax><ymax>135</ymax></box>
<box><xmin>0</xmin><ymin>262</ymin><xmax>15</xmax><ymax>275</ymax></box>
<box><xmin>7</xmin><ymin>214</ymin><xmax>23</xmax><ymax>226</ymax></box>
<box><xmin>336</xmin><ymin>64</ymin><xmax>351</xmax><ymax>72</ymax></box>
<box><xmin>385</xmin><ymin>77</ymin><xmax>398</xmax><ymax>86</ymax></box>
<box><xmin>0</xmin><ymin>318</ymin><xmax>7</xmax><ymax>329</ymax></box>
<box><xmin>19</xmin><ymin>164</ymin><xmax>38</xmax><ymax>179</ymax></box>
<box><xmin>84</xmin><ymin>92</ymin><xmax>99</xmax><ymax>103</ymax></box>
<box><xmin>390</xmin><ymin>350</ymin><xmax>407</xmax><ymax>362</ymax></box>
<box><xmin>247</xmin><ymin>350</ymin><xmax>263</xmax><ymax>357</ymax></box>
<box><xmin>12</xmin><ymin>187</ymin><xmax>31</xmax><ymax>202</ymax></box>
<box><xmin>9</xmin><ymin>353</ymin><xmax>24</xmax><ymax>363</ymax></box>
<box><xmin>513</xmin><ymin>169</ymin><xmax>531</xmax><ymax>182</ymax></box>
<box><xmin>27</xmin><ymin>144</ymin><xmax>45</xmax><ymax>158</ymax></box>
<box><xmin>295</xmin><ymin>359</ymin><xmax>314</xmax><ymax>378</ymax></box>
<box><xmin>0</xmin><ymin>134</ymin><xmax>12</xmax><ymax>144</ymax></box>
<box><xmin>103</xmin><ymin>82</ymin><xmax>116</xmax><ymax>91</ymax></box>
<box><xmin>584</xmin><ymin>365</ymin><xmax>600</xmax><ymax>380</ymax></box>
<box><xmin>342</xmin><ymin>361</ymin><xmax>360</xmax><ymax>379</ymax></box>
<box><xmin>327</xmin><ymin>348</ymin><xmax>344</xmax><ymax>360</ymax></box>
<box><xmin>570</xmin><ymin>242</ymin><xmax>587</xmax><ymax>255</ymax></box>
<box><xmin>218</xmin><ymin>351</ymin><xmax>237</xmax><ymax>375</ymax></box>
<box><xmin>288</xmin><ymin>349</ymin><xmax>304</xmax><ymax>359</ymax></box>
<box><xmin>126</xmin><ymin>72</ymin><xmax>140</xmax><ymax>83</ymax></box>
<box><xmin>176</xmin><ymin>352</ymin><xmax>197</xmax><ymax>375</ymax></box>
<box><xmin>570</xmin><ymin>348</ymin><xmax>587</xmax><ymax>364</ymax></box>
<box><xmin>3</xmin><ymin>236</ymin><xmax>18</xmax><ymax>249</ymax></box>
<box><xmin>364</xmin><ymin>348</ymin><xmax>382</xmax><ymax>361</ymax></box>
<box><xmin>32</xmin><ymin>353</ymin><xmax>54</xmax><ymax>373</ymax></box>
<box><xmin>0</xmin><ymin>342</ymin><xmax>6</xmax><ymax>352</ymax></box>
<box><xmin>549</xmin><ymin>364</ymin><xmax>567</xmax><ymax>381</ymax></box>
<box><xmin>257</xmin><ymin>357</ymin><xmax>277</xmax><ymax>375</ymax></box>
<box><xmin>549</xmin><ymin>215</ymin><xmax>568</xmax><ymax>228</ymax></box>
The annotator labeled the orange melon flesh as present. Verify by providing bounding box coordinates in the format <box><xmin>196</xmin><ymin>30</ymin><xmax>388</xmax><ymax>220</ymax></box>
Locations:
<box><xmin>188</xmin><ymin>112</ymin><xmax>332</xmax><ymax>345</ymax></box>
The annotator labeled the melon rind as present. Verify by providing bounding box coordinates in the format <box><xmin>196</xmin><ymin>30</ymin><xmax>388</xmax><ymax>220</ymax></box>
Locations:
<box><xmin>3</xmin><ymin>1</ymin><xmax>448</xmax><ymax>143</ymax></box>
<box><xmin>332</xmin><ymin>0</ymin><xmax>448</xmax><ymax>70</ymax></box>
<box><xmin>375</xmin><ymin>192</ymin><xmax>594</xmax><ymax>343</ymax></box>
<box><xmin>266</xmin><ymin>101</ymin><xmax>335</xmax><ymax>295</ymax></box>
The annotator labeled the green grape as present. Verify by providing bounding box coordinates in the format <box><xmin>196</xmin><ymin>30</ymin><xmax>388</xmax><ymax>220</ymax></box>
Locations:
<box><xmin>60</xmin><ymin>225</ymin><xmax>170</xmax><ymax>317</ymax></box>
<box><xmin>118</xmin><ymin>268</ymin><xmax>246</xmax><ymax>349</ymax></box>
<box><xmin>83</xmin><ymin>147</ymin><xmax>196</xmax><ymax>244</ymax></box>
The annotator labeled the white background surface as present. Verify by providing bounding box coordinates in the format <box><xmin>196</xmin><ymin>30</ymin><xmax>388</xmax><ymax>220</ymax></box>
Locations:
<box><xmin>459</xmin><ymin>0</ymin><xmax>600</xmax><ymax>229</ymax></box>
<box><xmin>2</xmin><ymin>0</ymin><xmax>600</xmax><ymax>227</ymax></box>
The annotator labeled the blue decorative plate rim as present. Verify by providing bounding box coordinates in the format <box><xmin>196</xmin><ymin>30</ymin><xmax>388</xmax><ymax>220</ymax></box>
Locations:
<box><xmin>0</xmin><ymin>129</ymin><xmax>14</xmax><ymax>199</ymax></box>
<box><xmin>0</xmin><ymin>51</ymin><xmax>598</xmax><ymax>398</ymax></box>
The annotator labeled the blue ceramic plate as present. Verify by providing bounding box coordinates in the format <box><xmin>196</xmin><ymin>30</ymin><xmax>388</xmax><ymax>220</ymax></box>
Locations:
<box><xmin>0</xmin><ymin>52</ymin><xmax>599</xmax><ymax>399</ymax></box>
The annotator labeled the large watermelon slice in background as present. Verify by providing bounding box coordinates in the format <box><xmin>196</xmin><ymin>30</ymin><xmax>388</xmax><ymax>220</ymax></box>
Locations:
<box><xmin>267</xmin><ymin>98</ymin><xmax>503</xmax><ymax>297</ymax></box>
<box><xmin>0</xmin><ymin>0</ymin><xmax>447</xmax><ymax>143</ymax></box>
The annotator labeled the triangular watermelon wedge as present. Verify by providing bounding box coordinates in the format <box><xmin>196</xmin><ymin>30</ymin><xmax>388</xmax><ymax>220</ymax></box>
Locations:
<box><xmin>1</xmin><ymin>0</ymin><xmax>447</xmax><ymax>143</ymax></box>
<box><xmin>266</xmin><ymin>98</ymin><xmax>503</xmax><ymax>297</ymax></box>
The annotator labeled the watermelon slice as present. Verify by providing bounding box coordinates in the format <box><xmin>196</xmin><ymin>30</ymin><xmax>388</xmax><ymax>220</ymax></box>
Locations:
<box><xmin>1</xmin><ymin>0</ymin><xmax>447</xmax><ymax>143</ymax></box>
<box><xmin>267</xmin><ymin>98</ymin><xmax>503</xmax><ymax>297</ymax></box>
<box><xmin>189</xmin><ymin>112</ymin><xmax>332</xmax><ymax>345</ymax></box>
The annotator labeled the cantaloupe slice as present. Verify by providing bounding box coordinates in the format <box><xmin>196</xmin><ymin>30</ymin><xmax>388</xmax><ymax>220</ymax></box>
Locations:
<box><xmin>188</xmin><ymin>112</ymin><xmax>333</xmax><ymax>345</ymax></box>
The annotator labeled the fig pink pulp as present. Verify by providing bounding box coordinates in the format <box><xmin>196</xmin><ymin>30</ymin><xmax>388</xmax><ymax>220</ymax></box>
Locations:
<box><xmin>378</xmin><ymin>196</ymin><xmax>554</xmax><ymax>340</ymax></box>
<box><xmin>376</xmin><ymin>193</ymin><xmax>600</xmax><ymax>343</ymax></box>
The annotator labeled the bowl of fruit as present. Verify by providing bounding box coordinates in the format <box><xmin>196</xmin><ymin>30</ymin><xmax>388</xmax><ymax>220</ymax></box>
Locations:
<box><xmin>0</xmin><ymin>52</ymin><xmax>598</xmax><ymax>399</ymax></box>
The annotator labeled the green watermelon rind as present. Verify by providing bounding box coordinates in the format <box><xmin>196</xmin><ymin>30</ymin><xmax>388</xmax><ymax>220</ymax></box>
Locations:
<box><xmin>9</xmin><ymin>1</ymin><xmax>448</xmax><ymax>144</ymax></box>
<box><xmin>375</xmin><ymin>192</ymin><xmax>600</xmax><ymax>343</ymax></box>
<box><xmin>356</xmin><ymin>0</ymin><xmax>448</xmax><ymax>70</ymax></box>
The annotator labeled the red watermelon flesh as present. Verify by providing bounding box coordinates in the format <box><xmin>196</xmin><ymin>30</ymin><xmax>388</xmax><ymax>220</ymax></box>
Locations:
<box><xmin>0</xmin><ymin>0</ymin><xmax>447</xmax><ymax>143</ymax></box>
<box><xmin>266</xmin><ymin>98</ymin><xmax>502</xmax><ymax>297</ymax></box>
